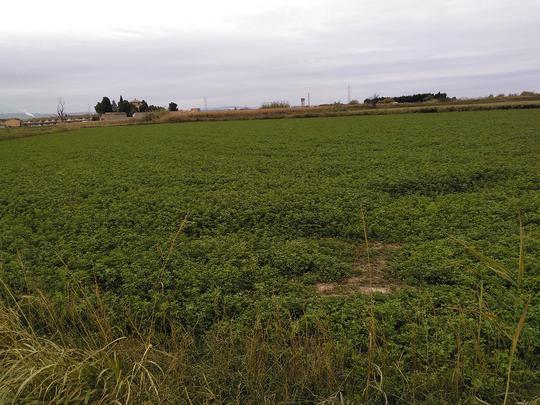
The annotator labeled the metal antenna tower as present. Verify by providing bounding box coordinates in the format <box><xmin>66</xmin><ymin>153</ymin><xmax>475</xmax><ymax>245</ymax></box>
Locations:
<box><xmin>204</xmin><ymin>97</ymin><xmax>208</xmax><ymax>111</ymax></box>
<box><xmin>347</xmin><ymin>84</ymin><xmax>351</xmax><ymax>103</ymax></box>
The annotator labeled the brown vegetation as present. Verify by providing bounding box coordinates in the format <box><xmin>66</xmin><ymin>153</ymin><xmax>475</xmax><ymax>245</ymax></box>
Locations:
<box><xmin>158</xmin><ymin>99</ymin><xmax>540</xmax><ymax>124</ymax></box>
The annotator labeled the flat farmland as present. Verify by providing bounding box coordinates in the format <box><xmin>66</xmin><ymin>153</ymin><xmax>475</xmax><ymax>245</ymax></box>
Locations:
<box><xmin>0</xmin><ymin>110</ymin><xmax>539</xmax><ymax>403</ymax></box>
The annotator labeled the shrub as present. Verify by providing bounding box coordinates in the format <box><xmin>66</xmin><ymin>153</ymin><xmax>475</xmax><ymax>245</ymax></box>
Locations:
<box><xmin>260</xmin><ymin>101</ymin><xmax>290</xmax><ymax>109</ymax></box>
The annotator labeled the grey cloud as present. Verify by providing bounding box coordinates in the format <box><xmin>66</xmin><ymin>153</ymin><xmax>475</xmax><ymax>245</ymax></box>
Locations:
<box><xmin>1</xmin><ymin>0</ymin><xmax>539</xmax><ymax>113</ymax></box>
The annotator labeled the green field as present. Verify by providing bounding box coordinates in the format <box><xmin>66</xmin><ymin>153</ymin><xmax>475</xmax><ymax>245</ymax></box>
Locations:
<box><xmin>1</xmin><ymin>110</ymin><xmax>539</xmax><ymax>403</ymax></box>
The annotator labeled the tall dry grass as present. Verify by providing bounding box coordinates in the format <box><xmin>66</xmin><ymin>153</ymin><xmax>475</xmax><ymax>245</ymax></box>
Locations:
<box><xmin>0</xmin><ymin>278</ymin><xmax>164</xmax><ymax>403</ymax></box>
<box><xmin>0</xmin><ymin>274</ymin><xmax>352</xmax><ymax>404</ymax></box>
<box><xmin>0</xmin><ymin>221</ymin><xmax>537</xmax><ymax>403</ymax></box>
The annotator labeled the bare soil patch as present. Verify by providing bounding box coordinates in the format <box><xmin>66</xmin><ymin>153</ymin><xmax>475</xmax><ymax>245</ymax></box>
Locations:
<box><xmin>315</xmin><ymin>241</ymin><xmax>401</xmax><ymax>296</ymax></box>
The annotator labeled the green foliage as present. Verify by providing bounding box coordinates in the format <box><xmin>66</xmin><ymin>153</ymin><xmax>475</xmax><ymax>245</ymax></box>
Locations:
<box><xmin>365</xmin><ymin>92</ymin><xmax>448</xmax><ymax>105</ymax></box>
<box><xmin>139</xmin><ymin>100</ymin><xmax>149</xmax><ymax>112</ymax></box>
<box><xmin>117</xmin><ymin>95</ymin><xmax>131</xmax><ymax>116</ymax></box>
<box><xmin>95</xmin><ymin>96</ymin><xmax>113</xmax><ymax>114</ymax></box>
<box><xmin>148</xmin><ymin>105</ymin><xmax>165</xmax><ymax>112</ymax></box>
<box><xmin>0</xmin><ymin>110</ymin><xmax>539</xmax><ymax>403</ymax></box>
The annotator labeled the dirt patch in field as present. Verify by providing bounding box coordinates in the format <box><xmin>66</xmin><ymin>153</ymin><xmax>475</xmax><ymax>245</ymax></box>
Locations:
<box><xmin>315</xmin><ymin>242</ymin><xmax>401</xmax><ymax>296</ymax></box>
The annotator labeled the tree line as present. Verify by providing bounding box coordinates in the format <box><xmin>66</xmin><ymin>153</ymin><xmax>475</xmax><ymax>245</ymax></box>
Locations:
<box><xmin>364</xmin><ymin>92</ymin><xmax>449</xmax><ymax>106</ymax></box>
<box><xmin>94</xmin><ymin>96</ymin><xmax>167</xmax><ymax>116</ymax></box>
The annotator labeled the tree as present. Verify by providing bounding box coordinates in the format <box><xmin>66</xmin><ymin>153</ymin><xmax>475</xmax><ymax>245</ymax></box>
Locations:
<box><xmin>118</xmin><ymin>96</ymin><xmax>131</xmax><ymax>115</ymax></box>
<box><xmin>102</xmin><ymin>97</ymin><xmax>113</xmax><ymax>113</ymax></box>
<box><xmin>100</xmin><ymin>97</ymin><xmax>113</xmax><ymax>113</ymax></box>
<box><xmin>57</xmin><ymin>97</ymin><xmax>66</xmax><ymax>121</ymax></box>
<box><xmin>392</xmin><ymin>92</ymin><xmax>448</xmax><ymax>103</ymax></box>
<box><xmin>168</xmin><ymin>102</ymin><xmax>178</xmax><ymax>112</ymax></box>
<box><xmin>260</xmin><ymin>101</ymin><xmax>290</xmax><ymax>109</ymax></box>
<box><xmin>111</xmin><ymin>100</ymin><xmax>118</xmax><ymax>112</ymax></box>
<box><xmin>148</xmin><ymin>105</ymin><xmax>165</xmax><ymax>112</ymax></box>
<box><xmin>95</xmin><ymin>97</ymin><xmax>113</xmax><ymax>114</ymax></box>
<box><xmin>139</xmin><ymin>100</ymin><xmax>149</xmax><ymax>112</ymax></box>
<box><xmin>364</xmin><ymin>93</ymin><xmax>380</xmax><ymax>108</ymax></box>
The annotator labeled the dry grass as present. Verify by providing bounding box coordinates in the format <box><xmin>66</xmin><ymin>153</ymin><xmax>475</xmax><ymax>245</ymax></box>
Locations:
<box><xmin>504</xmin><ymin>297</ymin><xmax>531</xmax><ymax>405</ymax></box>
<box><xmin>0</xmin><ymin>275</ymin><xmax>351</xmax><ymax>404</ymax></box>
<box><xmin>0</xmin><ymin>282</ymin><xmax>164</xmax><ymax>403</ymax></box>
<box><xmin>158</xmin><ymin>99</ymin><xmax>540</xmax><ymax>124</ymax></box>
<box><xmin>0</xmin><ymin>119</ymin><xmax>141</xmax><ymax>141</ymax></box>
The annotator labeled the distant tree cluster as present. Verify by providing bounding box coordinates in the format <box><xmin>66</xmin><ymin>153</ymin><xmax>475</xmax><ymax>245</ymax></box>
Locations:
<box><xmin>95</xmin><ymin>97</ymin><xmax>113</xmax><ymax>114</ymax></box>
<box><xmin>117</xmin><ymin>96</ymin><xmax>132</xmax><ymax>114</ymax></box>
<box><xmin>393</xmin><ymin>92</ymin><xmax>448</xmax><ymax>103</ymax></box>
<box><xmin>364</xmin><ymin>94</ymin><xmax>380</xmax><ymax>108</ymax></box>
<box><xmin>148</xmin><ymin>105</ymin><xmax>166</xmax><ymax>112</ymax></box>
<box><xmin>364</xmin><ymin>92</ymin><xmax>448</xmax><ymax>106</ymax></box>
<box><xmin>95</xmin><ymin>96</ymin><xmax>152</xmax><ymax>116</ymax></box>
<box><xmin>261</xmin><ymin>101</ymin><xmax>290</xmax><ymax>109</ymax></box>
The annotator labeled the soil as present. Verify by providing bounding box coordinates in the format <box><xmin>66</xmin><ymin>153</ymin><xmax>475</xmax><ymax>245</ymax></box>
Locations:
<box><xmin>315</xmin><ymin>241</ymin><xmax>402</xmax><ymax>296</ymax></box>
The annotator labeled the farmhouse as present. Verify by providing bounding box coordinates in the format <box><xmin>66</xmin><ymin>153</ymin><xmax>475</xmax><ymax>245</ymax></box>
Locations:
<box><xmin>3</xmin><ymin>118</ymin><xmax>23</xmax><ymax>127</ymax></box>
<box><xmin>100</xmin><ymin>112</ymin><xmax>130</xmax><ymax>122</ymax></box>
<box><xmin>130</xmin><ymin>98</ymin><xmax>143</xmax><ymax>111</ymax></box>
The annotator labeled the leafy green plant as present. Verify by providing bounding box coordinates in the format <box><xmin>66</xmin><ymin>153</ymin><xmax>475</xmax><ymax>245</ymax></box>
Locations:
<box><xmin>0</xmin><ymin>109</ymin><xmax>539</xmax><ymax>403</ymax></box>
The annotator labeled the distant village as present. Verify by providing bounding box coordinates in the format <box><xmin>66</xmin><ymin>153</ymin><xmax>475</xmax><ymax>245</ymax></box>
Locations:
<box><xmin>93</xmin><ymin>96</ymin><xmax>208</xmax><ymax>122</ymax></box>
<box><xmin>0</xmin><ymin>116</ymin><xmax>88</xmax><ymax>128</ymax></box>
<box><xmin>0</xmin><ymin>95</ymin><xmax>216</xmax><ymax>128</ymax></box>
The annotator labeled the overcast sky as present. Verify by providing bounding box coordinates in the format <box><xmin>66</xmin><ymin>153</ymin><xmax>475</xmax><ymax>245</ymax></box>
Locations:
<box><xmin>1</xmin><ymin>0</ymin><xmax>539</xmax><ymax>113</ymax></box>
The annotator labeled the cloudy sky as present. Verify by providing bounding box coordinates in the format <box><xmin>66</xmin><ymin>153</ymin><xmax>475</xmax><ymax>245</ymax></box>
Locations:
<box><xmin>1</xmin><ymin>0</ymin><xmax>539</xmax><ymax>113</ymax></box>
